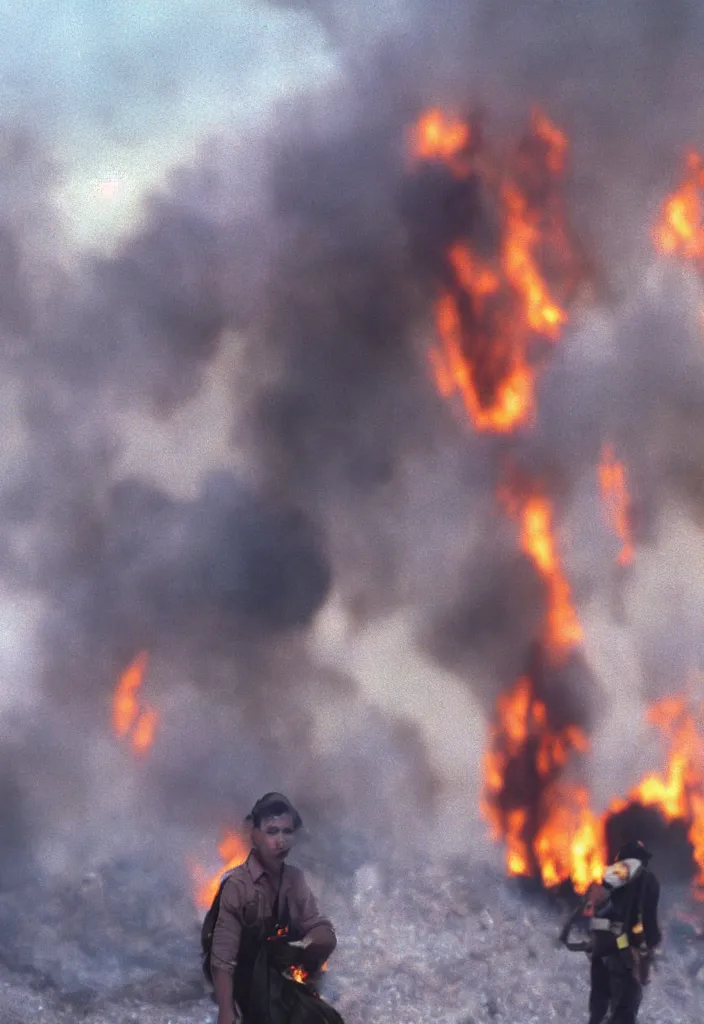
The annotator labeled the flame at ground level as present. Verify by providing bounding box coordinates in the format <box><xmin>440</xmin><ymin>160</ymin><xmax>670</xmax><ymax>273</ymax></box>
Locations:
<box><xmin>482</xmin><ymin>674</ymin><xmax>601</xmax><ymax>892</ymax></box>
<box><xmin>484</xmin><ymin>686</ymin><xmax>704</xmax><ymax>897</ymax></box>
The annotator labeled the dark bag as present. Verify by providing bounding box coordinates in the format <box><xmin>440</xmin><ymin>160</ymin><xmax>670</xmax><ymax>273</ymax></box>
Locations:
<box><xmin>590</xmin><ymin>865</ymin><xmax>646</xmax><ymax>964</ymax></box>
<box><xmin>247</xmin><ymin>943</ymin><xmax>346</xmax><ymax>1024</ymax></box>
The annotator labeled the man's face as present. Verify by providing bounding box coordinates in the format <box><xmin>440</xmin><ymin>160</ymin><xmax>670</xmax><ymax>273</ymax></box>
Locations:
<box><xmin>252</xmin><ymin>812</ymin><xmax>296</xmax><ymax>869</ymax></box>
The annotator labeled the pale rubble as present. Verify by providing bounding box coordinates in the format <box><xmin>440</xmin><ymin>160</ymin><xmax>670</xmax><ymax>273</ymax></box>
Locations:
<box><xmin>0</xmin><ymin>852</ymin><xmax>702</xmax><ymax>1023</ymax></box>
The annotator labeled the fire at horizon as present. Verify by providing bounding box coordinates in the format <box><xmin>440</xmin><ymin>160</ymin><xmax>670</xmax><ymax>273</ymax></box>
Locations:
<box><xmin>111</xmin><ymin>109</ymin><xmax>704</xmax><ymax>906</ymax></box>
<box><xmin>414</xmin><ymin>104</ymin><xmax>704</xmax><ymax>898</ymax></box>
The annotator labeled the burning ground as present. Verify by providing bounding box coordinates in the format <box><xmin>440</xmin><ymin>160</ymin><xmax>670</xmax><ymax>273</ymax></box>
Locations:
<box><xmin>5</xmin><ymin>0</ymin><xmax>704</xmax><ymax>1021</ymax></box>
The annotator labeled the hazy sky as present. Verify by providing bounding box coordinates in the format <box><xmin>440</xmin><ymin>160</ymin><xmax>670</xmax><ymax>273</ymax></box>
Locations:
<box><xmin>5</xmin><ymin>1</ymin><xmax>338</xmax><ymax>244</ymax></box>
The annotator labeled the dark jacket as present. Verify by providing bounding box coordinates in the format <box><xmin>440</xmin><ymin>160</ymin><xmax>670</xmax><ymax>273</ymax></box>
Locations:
<box><xmin>600</xmin><ymin>867</ymin><xmax>661</xmax><ymax>949</ymax></box>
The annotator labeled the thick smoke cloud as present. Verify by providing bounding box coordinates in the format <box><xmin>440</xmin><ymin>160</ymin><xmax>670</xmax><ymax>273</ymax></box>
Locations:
<box><xmin>2</xmin><ymin>0</ymin><xmax>704</xmax><ymax>910</ymax></box>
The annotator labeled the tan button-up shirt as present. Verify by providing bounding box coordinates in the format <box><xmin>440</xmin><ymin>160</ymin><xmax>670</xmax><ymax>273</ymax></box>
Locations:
<box><xmin>210</xmin><ymin>851</ymin><xmax>337</xmax><ymax>975</ymax></box>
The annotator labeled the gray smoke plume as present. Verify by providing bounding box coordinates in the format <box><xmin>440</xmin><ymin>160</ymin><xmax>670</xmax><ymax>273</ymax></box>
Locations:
<box><xmin>2</xmin><ymin>0</ymin><xmax>704</xmax><ymax>926</ymax></box>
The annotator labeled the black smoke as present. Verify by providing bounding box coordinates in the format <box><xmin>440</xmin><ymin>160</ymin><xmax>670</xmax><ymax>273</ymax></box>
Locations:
<box><xmin>1</xmin><ymin>0</ymin><xmax>704</xmax><ymax>909</ymax></box>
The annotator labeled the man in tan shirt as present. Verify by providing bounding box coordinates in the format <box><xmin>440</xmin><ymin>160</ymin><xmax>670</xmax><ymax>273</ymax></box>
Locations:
<box><xmin>210</xmin><ymin>792</ymin><xmax>337</xmax><ymax>1024</ymax></box>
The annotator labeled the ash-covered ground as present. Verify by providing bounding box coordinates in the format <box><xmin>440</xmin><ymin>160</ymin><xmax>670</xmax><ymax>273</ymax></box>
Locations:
<box><xmin>1</xmin><ymin>841</ymin><xmax>703</xmax><ymax>1024</ymax></box>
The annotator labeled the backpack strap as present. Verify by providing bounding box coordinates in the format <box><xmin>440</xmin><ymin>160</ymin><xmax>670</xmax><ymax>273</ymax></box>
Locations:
<box><xmin>630</xmin><ymin>870</ymin><xmax>650</xmax><ymax>950</ymax></box>
<box><xmin>612</xmin><ymin>866</ymin><xmax>643</xmax><ymax>950</ymax></box>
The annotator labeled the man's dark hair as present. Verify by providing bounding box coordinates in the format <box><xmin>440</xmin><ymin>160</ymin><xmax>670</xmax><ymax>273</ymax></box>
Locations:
<box><xmin>246</xmin><ymin>792</ymin><xmax>303</xmax><ymax>830</ymax></box>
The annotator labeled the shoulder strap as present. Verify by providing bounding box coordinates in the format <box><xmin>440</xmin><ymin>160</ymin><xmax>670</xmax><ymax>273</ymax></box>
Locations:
<box><xmin>631</xmin><ymin>869</ymin><xmax>649</xmax><ymax>944</ymax></box>
<box><xmin>267</xmin><ymin>867</ymin><xmax>288</xmax><ymax>936</ymax></box>
<box><xmin>619</xmin><ymin>866</ymin><xmax>643</xmax><ymax>934</ymax></box>
<box><xmin>275</xmin><ymin>868</ymin><xmax>284</xmax><ymax>924</ymax></box>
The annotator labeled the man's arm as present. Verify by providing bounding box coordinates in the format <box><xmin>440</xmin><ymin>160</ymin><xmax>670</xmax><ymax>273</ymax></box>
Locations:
<box><xmin>642</xmin><ymin>873</ymin><xmax>662</xmax><ymax>949</ymax></box>
<box><xmin>210</xmin><ymin>877</ymin><xmax>244</xmax><ymax>1023</ymax></box>
<box><xmin>212</xmin><ymin>969</ymin><xmax>237</xmax><ymax>1024</ymax></box>
<box><xmin>290</xmin><ymin>870</ymin><xmax>337</xmax><ymax>969</ymax></box>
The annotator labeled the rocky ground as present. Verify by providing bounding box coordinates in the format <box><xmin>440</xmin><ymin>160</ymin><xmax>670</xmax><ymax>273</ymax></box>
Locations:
<box><xmin>0</xmin><ymin>849</ymin><xmax>703</xmax><ymax>1023</ymax></box>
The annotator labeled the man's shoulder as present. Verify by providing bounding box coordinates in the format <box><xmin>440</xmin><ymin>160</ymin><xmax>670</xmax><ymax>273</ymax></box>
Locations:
<box><xmin>219</xmin><ymin>864</ymin><xmax>251</xmax><ymax>898</ymax></box>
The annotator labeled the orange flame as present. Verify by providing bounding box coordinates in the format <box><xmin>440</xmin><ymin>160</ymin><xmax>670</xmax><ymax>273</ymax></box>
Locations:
<box><xmin>530</xmin><ymin>109</ymin><xmax>568</xmax><ymax>175</ymax></box>
<box><xmin>485</xmin><ymin>680</ymin><xmax>704</xmax><ymax>896</ymax></box>
<box><xmin>607</xmin><ymin>693</ymin><xmax>704</xmax><ymax>896</ymax></box>
<box><xmin>654</xmin><ymin>151</ymin><xmax>704</xmax><ymax>266</ymax></box>
<box><xmin>431</xmin><ymin>289</ymin><xmax>536</xmax><ymax>432</ymax></box>
<box><xmin>482</xmin><ymin>675</ymin><xmax>601</xmax><ymax>890</ymax></box>
<box><xmin>503</xmin><ymin>492</ymin><xmax>583</xmax><ymax>655</ymax></box>
<box><xmin>409</xmin><ymin>108</ymin><xmax>471</xmax><ymax>176</ymax></box>
<box><xmin>111</xmin><ymin>652</ymin><xmax>159</xmax><ymax>756</ymax></box>
<box><xmin>534</xmin><ymin>786</ymin><xmax>605</xmax><ymax>893</ymax></box>
<box><xmin>501</xmin><ymin>181</ymin><xmax>568</xmax><ymax>341</ymax></box>
<box><xmin>598</xmin><ymin>444</ymin><xmax>634</xmax><ymax>566</ymax></box>
<box><xmin>412</xmin><ymin>108</ymin><xmax>578</xmax><ymax>434</ymax></box>
<box><xmin>189</xmin><ymin>831</ymin><xmax>249</xmax><ymax>909</ymax></box>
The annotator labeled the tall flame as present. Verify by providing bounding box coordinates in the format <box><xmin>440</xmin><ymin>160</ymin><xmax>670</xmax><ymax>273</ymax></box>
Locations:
<box><xmin>482</xmin><ymin>675</ymin><xmax>603</xmax><ymax>891</ymax></box>
<box><xmin>418</xmin><ymin>113</ymin><xmax>704</xmax><ymax>896</ymax></box>
<box><xmin>411</xmin><ymin>107</ymin><xmax>580</xmax><ymax>433</ymax></box>
<box><xmin>503</xmin><ymin>491</ymin><xmax>583</xmax><ymax>656</ymax></box>
<box><xmin>598</xmin><ymin>443</ymin><xmax>634</xmax><ymax>566</ymax></box>
<box><xmin>111</xmin><ymin>652</ymin><xmax>159</xmax><ymax>756</ymax></box>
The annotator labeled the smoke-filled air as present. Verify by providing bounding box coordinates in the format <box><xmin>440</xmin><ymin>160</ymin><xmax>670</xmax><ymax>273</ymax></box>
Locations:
<box><xmin>3</xmin><ymin>1</ymin><xmax>704</xmax><ymax>1022</ymax></box>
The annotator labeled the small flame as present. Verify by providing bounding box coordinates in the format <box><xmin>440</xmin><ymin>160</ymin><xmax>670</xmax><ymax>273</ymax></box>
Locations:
<box><xmin>409</xmin><ymin>108</ymin><xmax>471</xmax><ymax>176</ymax></box>
<box><xmin>504</xmin><ymin>492</ymin><xmax>583</xmax><ymax>655</ymax></box>
<box><xmin>530</xmin><ymin>109</ymin><xmax>569</xmax><ymax>175</ymax></box>
<box><xmin>189</xmin><ymin>831</ymin><xmax>249</xmax><ymax>909</ymax></box>
<box><xmin>598</xmin><ymin>444</ymin><xmax>634</xmax><ymax>566</ymax></box>
<box><xmin>653</xmin><ymin>151</ymin><xmax>704</xmax><ymax>266</ymax></box>
<box><xmin>111</xmin><ymin>652</ymin><xmax>159</xmax><ymax>756</ymax></box>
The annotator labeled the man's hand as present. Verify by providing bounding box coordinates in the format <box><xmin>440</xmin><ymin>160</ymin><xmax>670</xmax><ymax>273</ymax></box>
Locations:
<box><xmin>287</xmin><ymin>938</ymin><xmax>313</xmax><ymax>950</ymax></box>
<box><xmin>213</xmin><ymin>968</ymin><xmax>238</xmax><ymax>1024</ymax></box>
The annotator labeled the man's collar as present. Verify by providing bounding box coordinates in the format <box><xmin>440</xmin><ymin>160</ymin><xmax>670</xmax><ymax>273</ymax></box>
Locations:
<box><xmin>246</xmin><ymin>850</ymin><xmax>266</xmax><ymax>881</ymax></box>
<box><xmin>247</xmin><ymin>849</ymin><xmax>286</xmax><ymax>883</ymax></box>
